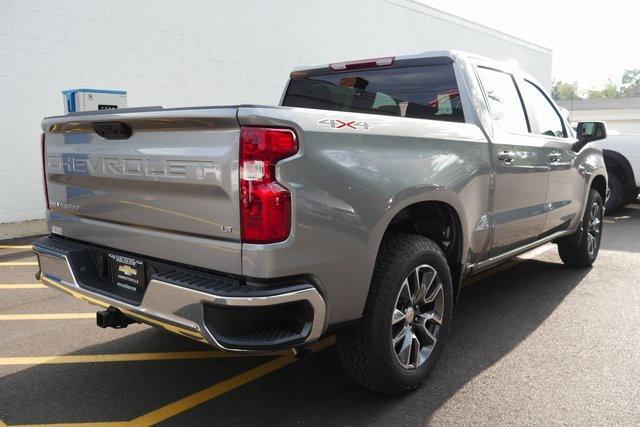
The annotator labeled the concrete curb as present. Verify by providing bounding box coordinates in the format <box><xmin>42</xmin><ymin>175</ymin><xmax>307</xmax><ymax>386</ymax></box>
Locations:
<box><xmin>0</xmin><ymin>219</ymin><xmax>47</xmax><ymax>241</ymax></box>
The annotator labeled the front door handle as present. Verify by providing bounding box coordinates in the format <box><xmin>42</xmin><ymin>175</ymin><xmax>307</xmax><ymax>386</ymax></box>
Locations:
<box><xmin>497</xmin><ymin>150</ymin><xmax>516</xmax><ymax>164</ymax></box>
<box><xmin>547</xmin><ymin>152</ymin><xmax>562</xmax><ymax>163</ymax></box>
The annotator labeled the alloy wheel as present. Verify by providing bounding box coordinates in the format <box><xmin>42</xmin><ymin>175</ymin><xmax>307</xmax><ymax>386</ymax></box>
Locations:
<box><xmin>586</xmin><ymin>201</ymin><xmax>603</xmax><ymax>257</ymax></box>
<box><xmin>391</xmin><ymin>264</ymin><xmax>444</xmax><ymax>370</ymax></box>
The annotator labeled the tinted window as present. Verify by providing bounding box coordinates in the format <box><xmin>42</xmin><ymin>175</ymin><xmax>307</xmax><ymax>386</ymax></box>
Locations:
<box><xmin>521</xmin><ymin>81</ymin><xmax>565</xmax><ymax>137</ymax></box>
<box><xmin>282</xmin><ymin>64</ymin><xmax>465</xmax><ymax>123</ymax></box>
<box><xmin>477</xmin><ymin>67</ymin><xmax>528</xmax><ymax>134</ymax></box>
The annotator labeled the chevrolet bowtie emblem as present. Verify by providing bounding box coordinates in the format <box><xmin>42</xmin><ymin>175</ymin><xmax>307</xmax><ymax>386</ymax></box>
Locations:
<box><xmin>118</xmin><ymin>265</ymin><xmax>137</xmax><ymax>276</ymax></box>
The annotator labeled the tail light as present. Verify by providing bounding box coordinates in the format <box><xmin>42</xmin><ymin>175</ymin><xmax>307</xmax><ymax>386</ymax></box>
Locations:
<box><xmin>41</xmin><ymin>133</ymin><xmax>50</xmax><ymax>210</ymax></box>
<box><xmin>239</xmin><ymin>127</ymin><xmax>298</xmax><ymax>243</ymax></box>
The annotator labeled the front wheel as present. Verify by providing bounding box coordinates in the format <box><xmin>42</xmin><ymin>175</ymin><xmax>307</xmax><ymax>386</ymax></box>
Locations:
<box><xmin>558</xmin><ymin>189</ymin><xmax>604</xmax><ymax>268</ymax></box>
<box><xmin>337</xmin><ymin>233</ymin><xmax>453</xmax><ymax>395</ymax></box>
<box><xmin>604</xmin><ymin>173</ymin><xmax>624</xmax><ymax>214</ymax></box>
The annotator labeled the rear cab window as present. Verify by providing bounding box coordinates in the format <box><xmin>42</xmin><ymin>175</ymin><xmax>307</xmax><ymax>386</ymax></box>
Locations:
<box><xmin>282</xmin><ymin>61</ymin><xmax>465</xmax><ymax>123</ymax></box>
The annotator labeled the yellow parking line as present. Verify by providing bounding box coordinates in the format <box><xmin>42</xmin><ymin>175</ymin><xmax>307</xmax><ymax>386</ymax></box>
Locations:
<box><xmin>0</xmin><ymin>261</ymin><xmax>38</xmax><ymax>267</ymax></box>
<box><xmin>0</xmin><ymin>245</ymin><xmax>32</xmax><ymax>249</ymax></box>
<box><xmin>6</xmin><ymin>337</ymin><xmax>335</xmax><ymax>427</ymax></box>
<box><xmin>0</xmin><ymin>284</ymin><xmax>46</xmax><ymax>289</ymax></box>
<box><xmin>3</xmin><ymin>243</ymin><xmax>557</xmax><ymax>426</ymax></box>
<box><xmin>10</xmin><ymin>423</ymin><xmax>126</xmax><ymax>427</ymax></box>
<box><xmin>0</xmin><ymin>313</ymin><xmax>95</xmax><ymax>321</ymax></box>
<box><xmin>130</xmin><ymin>336</ymin><xmax>336</xmax><ymax>426</ymax></box>
<box><xmin>0</xmin><ymin>350</ymin><xmax>267</xmax><ymax>366</ymax></box>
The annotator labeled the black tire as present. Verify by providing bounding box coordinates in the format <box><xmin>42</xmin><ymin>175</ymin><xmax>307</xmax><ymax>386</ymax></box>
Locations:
<box><xmin>337</xmin><ymin>233</ymin><xmax>453</xmax><ymax>395</ymax></box>
<box><xmin>558</xmin><ymin>189</ymin><xmax>604</xmax><ymax>268</ymax></box>
<box><xmin>623</xmin><ymin>187</ymin><xmax>639</xmax><ymax>207</ymax></box>
<box><xmin>605</xmin><ymin>173</ymin><xmax>624</xmax><ymax>214</ymax></box>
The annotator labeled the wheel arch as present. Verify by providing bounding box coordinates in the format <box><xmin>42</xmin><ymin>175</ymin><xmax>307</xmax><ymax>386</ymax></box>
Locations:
<box><xmin>590</xmin><ymin>174</ymin><xmax>607</xmax><ymax>203</ymax></box>
<box><xmin>603</xmin><ymin>149</ymin><xmax>636</xmax><ymax>200</ymax></box>
<box><xmin>370</xmin><ymin>191</ymin><xmax>468</xmax><ymax>303</ymax></box>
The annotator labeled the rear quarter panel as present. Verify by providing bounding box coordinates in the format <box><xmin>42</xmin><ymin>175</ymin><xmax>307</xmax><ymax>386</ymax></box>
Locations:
<box><xmin>238</xmin><ymin>107</ymin><xmax>491</xmax><ymax>325</ymax></box>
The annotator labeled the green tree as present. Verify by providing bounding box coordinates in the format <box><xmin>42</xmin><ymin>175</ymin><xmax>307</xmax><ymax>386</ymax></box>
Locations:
<box><xmin>621</xmin><ymin>69</ymin><xmax>640</xmax><ymax>97</ymax></box>
<box><xmin>587</xmin><ymin>80</ymin><xmax>620</xmax><ymax>99</ymax></box>
<box><xmin>552</xmin><ymin>80</ymin><xmax>581</xmax><ymax>101</ymax></box>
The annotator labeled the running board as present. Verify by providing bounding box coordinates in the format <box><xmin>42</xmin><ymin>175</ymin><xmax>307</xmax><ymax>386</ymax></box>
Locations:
<box><xmin>466</xmin><ymin>229</ymin><xmax>575</xmax><ymax>275</ymax></box>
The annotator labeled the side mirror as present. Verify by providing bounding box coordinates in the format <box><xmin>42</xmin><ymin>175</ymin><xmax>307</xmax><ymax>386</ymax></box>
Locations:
<box><xmin>576</xmin><ymin>121</ymin><xmax>607</xmax><ymax>144</ymax></box>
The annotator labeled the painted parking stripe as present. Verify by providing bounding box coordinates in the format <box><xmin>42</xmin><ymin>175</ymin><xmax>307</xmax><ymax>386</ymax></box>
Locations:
<box><xmin>9</xmin><ymin>422</ymin><xmax>125</xmax><ymax>427</ymax></box>
<box><xmin>0</xmin><ymin>284</ymin><xmax>46</xmax><ymax>289</ymax></box>
<box><xmin>610</xmin><ymin>215</ymin><xmax>631</xmax><ymax>220</ymax></box>
<box><xmin>4</xmin><ymin>338</ymin><xmax>335</xmax><ymax>427</ymax></box>
<box><xmin>0</xmin><ymin>245</ymin><xmax>32</xmax><ymax>249</ymax></box>
<box><xmin>0</xmin><ymin>350</ymin><xmax>272</xmax><ymax>366</ymax></box>
<box><xmin>2</xmin><ymin>245</ymin><xmax>555</xmax><ymax>426</ymax></box>
<box><xmin>131</xmin><ymin>336</ymin><xmax>336</xmax><ymax>426</ymax></box>
<box><xmin>0</xmin><ymin>313</ymin><xmax>95</xmax><ymax>320</ymax></box>
<box><xmin>0</xmin><ymin>261</ymin><xmax>38</xmax><ymax>267</ymax></box>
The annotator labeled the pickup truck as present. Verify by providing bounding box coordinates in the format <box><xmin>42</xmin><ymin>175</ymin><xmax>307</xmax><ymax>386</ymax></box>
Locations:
<box><xmin>598</xmin><ymin>134</ymin><xmax>640</xmax><ymax>213</ymax></box>
<box><xmin>35</xmin><ymin>51</ymin><xmax>608</xmax><ymax>395</ymax></box>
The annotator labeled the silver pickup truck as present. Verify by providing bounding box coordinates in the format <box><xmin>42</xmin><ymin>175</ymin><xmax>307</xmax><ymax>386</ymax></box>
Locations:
<box><xmin>35</xmin><ymin>51</ymin><xmax>608</xmax><ymax>394</ymax></box>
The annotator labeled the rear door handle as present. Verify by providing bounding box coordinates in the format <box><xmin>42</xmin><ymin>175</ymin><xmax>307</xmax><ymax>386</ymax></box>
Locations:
<box><xmin>497</xmin><ymin>150</ymin><xmax>516</xmax><ymax>164</ymax></box>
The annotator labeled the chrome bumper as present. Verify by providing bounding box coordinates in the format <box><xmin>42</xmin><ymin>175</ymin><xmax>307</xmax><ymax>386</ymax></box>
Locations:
<box><xmin>33</xmin><ymin>239</ymin><xmax>326</xmax><ymax>352</ymax></box>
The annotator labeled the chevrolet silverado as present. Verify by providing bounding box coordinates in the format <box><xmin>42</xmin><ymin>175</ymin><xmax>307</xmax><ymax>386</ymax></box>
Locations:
<box><xmin>35</xmin><ymin>51</ymin><xmax>608</xmax><ymax>394</ymax></box>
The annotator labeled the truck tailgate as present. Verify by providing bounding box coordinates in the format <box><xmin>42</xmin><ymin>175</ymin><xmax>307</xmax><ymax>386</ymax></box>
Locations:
<box><xmin>42</xmin><ymin>107</ymin><xmax>242</xmax><ymax>273</ymax></box>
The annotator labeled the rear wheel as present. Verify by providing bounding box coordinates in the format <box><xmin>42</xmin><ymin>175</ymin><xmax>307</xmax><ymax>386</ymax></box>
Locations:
<box><xmin>558</xmin><ymin>189</ymin><xmax>604</xmax><ymax>268</ymax></box>
<box><xmin>337</xmin><ymin>233</ymin><xmax>453</xmax><ymax>395</ymax></box>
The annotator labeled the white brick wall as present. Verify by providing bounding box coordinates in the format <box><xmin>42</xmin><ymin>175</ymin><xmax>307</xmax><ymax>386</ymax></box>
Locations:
<box><xmin>0</xmin><ymin>0</ymin><xmax>552</xmax><ymax>223</ymax></box>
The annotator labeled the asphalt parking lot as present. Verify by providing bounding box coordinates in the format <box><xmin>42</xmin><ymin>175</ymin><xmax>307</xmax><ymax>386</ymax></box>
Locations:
<box><xmin>1</xmin><ymin>205</ymin><xmax>639</xmax><ymax>426</ymax></box>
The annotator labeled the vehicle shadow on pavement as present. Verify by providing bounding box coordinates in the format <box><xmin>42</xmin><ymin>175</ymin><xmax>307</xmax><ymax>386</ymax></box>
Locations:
<box><xmin>167</xmin><ymin>258</ymin><xmax>592</xmax><ymax>426</ymax></box>
<box><xmin>0</xmin><ymin>326</ymin><xmax>275</xmax><ymax>425</ymax></box>
<box><xmin>601</xmin><ymin>204</ymin><xmax>640</xmax><ymax>253</ymax></box>
<box><xmin>0</xmin><ymin>258</ymin><xmax>591</xmax><ymax>426</ymax></box>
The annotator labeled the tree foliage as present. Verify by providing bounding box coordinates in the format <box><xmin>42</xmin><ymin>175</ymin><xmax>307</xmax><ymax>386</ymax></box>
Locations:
<box><xmin>551</xmin><ymin>80</ymin><xmax>581</xmax><ymax>101</ymax></box>
<box><xmin>552</xmin><ymin>69</ymin><xmax>640</xmax><ymax>100</ymax></box>
<box><xmin>587</xmin><ymin>80</ymin><xmax>620</xmax><ymax>99</ymax></box>
<box><xmin>621</xmin><ymin>69</ymin><xmax>640</xmax><ymax>97</ymax></box>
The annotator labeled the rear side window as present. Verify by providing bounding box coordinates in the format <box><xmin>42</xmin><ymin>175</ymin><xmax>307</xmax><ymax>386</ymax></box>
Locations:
<box><xmin>282</xmin><ymin>64</ymin><xmax>465</xmax><ymax>123</ymax></box>
<box><xmin>477</xmin><ymin>67</ymin><xmax>528</xmax><ymax>134</ymax></box>
<box><xmin>520</xmin><ymin>80</ymin><xmax>566</xmax><ymax>137</ymax></box>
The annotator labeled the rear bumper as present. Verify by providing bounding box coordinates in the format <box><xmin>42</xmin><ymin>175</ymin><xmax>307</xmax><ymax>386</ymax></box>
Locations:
<box><xmin>33</xmin><ymin>235</ymin><xmax>326</xmax><ymax>352</ymax></box>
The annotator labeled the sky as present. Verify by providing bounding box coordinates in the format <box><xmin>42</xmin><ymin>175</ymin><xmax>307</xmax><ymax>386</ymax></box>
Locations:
<box><xmin>419</xmin><ymin>0</ymin><xmax>636</xmax><ymax>91</ymax></box>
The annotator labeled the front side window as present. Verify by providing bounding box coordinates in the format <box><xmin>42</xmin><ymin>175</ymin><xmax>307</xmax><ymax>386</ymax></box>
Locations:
<box><xmin>282</xmin><ymin>64</ymin><xmax>465</xmax><ymax>123</ymax></box>
<box><xmin>477</xmin><ymin>67</ymin><xmax>528</xmax><ymax>134</ymax></box>
<box><xmin>520</xmin><ymin>80</ymin><xmax>565</xmax><ymax>137</ymax></box>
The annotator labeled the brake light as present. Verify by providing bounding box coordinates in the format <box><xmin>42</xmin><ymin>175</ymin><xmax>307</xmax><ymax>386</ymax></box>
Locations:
<box><xmin>239</xmin><ymin>127</ymin><xmax>298</xmax><ymax>243</ymax></box>
<box><xmin>41</xmin><ymin>133</ymin><xmax>50</xmax><ymax>210</ymax></box>
<box><xmin>329</xmin><ymin>56</ymin><xmax>395</xmax><ymax>71</ymax></box>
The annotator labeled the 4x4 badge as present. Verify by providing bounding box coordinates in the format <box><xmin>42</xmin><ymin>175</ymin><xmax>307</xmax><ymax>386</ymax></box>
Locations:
<box><xmin>317</xmin><ymin>118</ymin><xmax>372</xmax><ymax>130</ymax></box>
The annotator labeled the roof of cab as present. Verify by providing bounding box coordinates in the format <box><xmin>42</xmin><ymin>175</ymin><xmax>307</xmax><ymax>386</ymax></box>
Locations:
<box><xmin>291</xmin><ymin>50</ymin><xmax>474</xmax><ymax>74</ymax></box>
<box><xmin>290</xmin><ymin>49</ymin><xmax>543</xmax><ymax>90</ymax></box>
